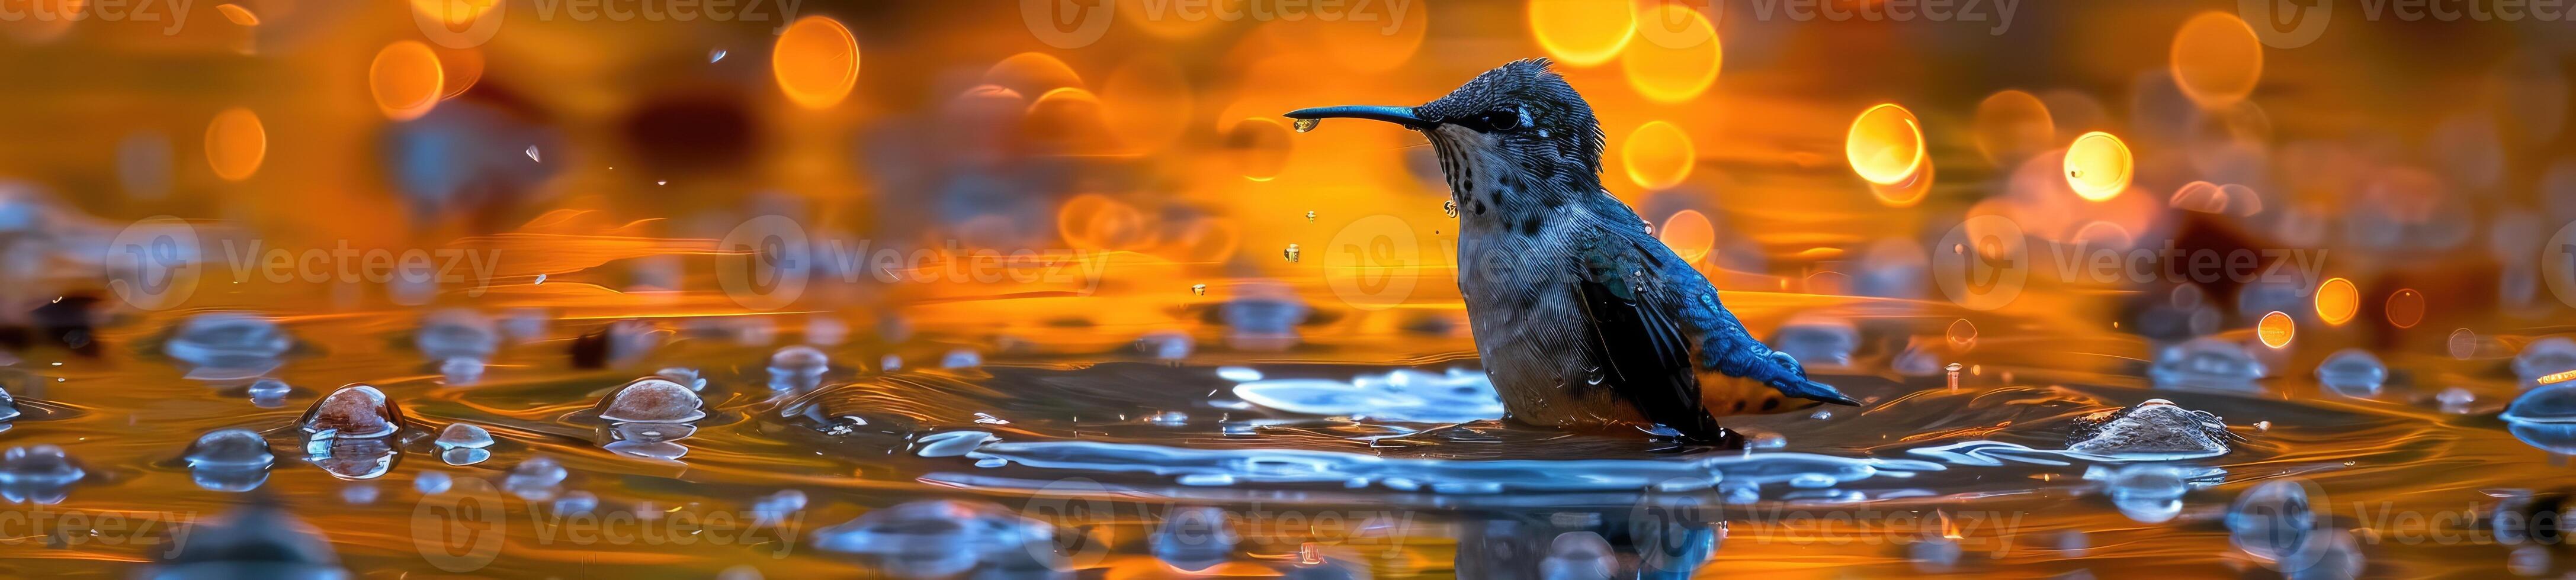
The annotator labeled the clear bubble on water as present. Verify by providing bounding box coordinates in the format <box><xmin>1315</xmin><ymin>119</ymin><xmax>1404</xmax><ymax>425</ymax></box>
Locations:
<box><xmin>438</xmin><ymin>357</ymin><xmax>485</xmax><ymax>386</ymax></box>
<box><xmin>596</xmin><ymin>377</ymin><xmax>706</xmax><ymax>423</ymax></box>
<box><xmin>878</xmin><ymin>354</ymin><xmax>903</xmax><ymax>372</ymax></box>
<box><xmin>437</xmin><ymin>423</ymin><xmax>495</xmax><ymax>450</ymax></box>
<box><xmin>500</xmin><ymin>307</ymin><xmax>549</xmax><ymax>343</ymax></box>
<box><xmin>1152</xmin><ymin>505</ymin><xmax>1239</xmax><ymax>571</ymax></box>
<box><xmin>441</xmin><ymin>447</ymin><xmax>490</xmax><ymax>466</ymax></box>
<box><xmin>0</xmin><ymin>444</ymin><xmax>80</xmax><ymax>503</ymax></box>
<box><xmin>415</xmin><ymin>309</ymin><xmax>498</xmax><ymax>360</ymax></box>
<box><xmin>941</xmin><ymin>349</ymin><xmax>983</xmax><ymax>369</ymax></box>
<box><xmin>2516</xmin><ymin>337</ymin><xmax>2576</xmax><ymax>385</ymax></box>
<box><xmin>2227</xmin><ymin>480</ymin><xmax>2317</xmax><ymax>565</ymax></box>
<box><xmin>184</xmin><ymin>428</ymin><xmax>272</xmax><ymax>468</ymax></box>
<box><xmin>505</xmin><ymin>456</ymin><xmax>569</xmax><ymax>498</ymax></box>
<box><xmin>769</xmin><ymin>345</ymin><xmax>830</xmax><ymax>378</ymax></box>
<box><xmin>298</xmin><ymin>384</ymin><xmax>405</xmax><ymax>438</ymax></box>
<box><xmin>165</xmin><ymin>311</ymin><xmax>291</xmax><ymax>373</ymax></box>
<box><xmin>306</xmin><ymin>436</ymin><xmax>397</xmax><ymax>481</ymax></box>
<box><xmin>2103</xmin><ymin>463</ymin><xmax>2188</xmax><ymax>523</ymax></box>
<box><xmin>811</xmin><ymin>500</ymin><xmax>1060</xmax><ymax>577</ymax></box>
<box><xmin>1136</xmin><ymin>331</ymin><xmax>1193</xmax><ymax>360</ymax></box>
<box><xmin>2150</xmin><ymin>337</ymin><xmax>2269</xmax><ymax>389</ymax></box>
<box><xmin>2439</xmin><ymin>386</ymin><xmax>2479</xmax><ymax>414</ymax></box>
<box><xmin>2505</xmin><ymin>385</ymin><xmax>2576</xmax><ymax>423</ymax></box>
<box><xmin>415</xmin><ymin>471</ymin><xmax>451</xmax><ymax>494</ymax></box>
<box><xmin>2315</xmin><ymin>349</ymin><xmax>2388</xmax><ymax>397</ymax></box>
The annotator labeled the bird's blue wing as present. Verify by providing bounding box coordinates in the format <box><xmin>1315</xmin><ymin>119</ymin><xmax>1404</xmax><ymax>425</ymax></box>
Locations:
<box><xmin>1572</xmin><ymin>248</ymin><xmax>1734</xmax><ymax>444</ymax></box>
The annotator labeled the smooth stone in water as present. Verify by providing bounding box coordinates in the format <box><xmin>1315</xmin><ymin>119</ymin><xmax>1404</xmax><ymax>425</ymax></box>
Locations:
<box><xmin>436</xmin><ymin>423</ymin><xmax>494</xmax><ymax>449</ymax></box>
<box><xmin>810</xmin><ymin>500</ymin><xmax>1060</xmax><ymax>577</ymax></box>
<box><xmin>184</xmin><ymin>429</ymin><xmax>272</xmax><ymax>468</ymax></box>
<box><xmin>1151</xmin><ymin>506</ymin><xmax>1239</xmax><ymax>572</ymax></box>
<box><xmin>2064</xmin><ymin>399</ymin><xmax>2237</xmax><ymax>456</ymax></box>
<box><xmin>298</xmin><ymin>384</ymin><xmax>405</xmax><ymax>438</ymax></box>
<box><xmin>2314</xmin><ymin>349</ymin><xmax>2388</xmax><ymax>397</ymax></box>
<box><xmin>595</xmin><ymin>377</ymin><xmax>706</xmax><ymax>423</ymax></box>
<box><xmin>2518</xmin><ymin>337</ymin><xmax>2576</xmax><ymax>384</ymax></box>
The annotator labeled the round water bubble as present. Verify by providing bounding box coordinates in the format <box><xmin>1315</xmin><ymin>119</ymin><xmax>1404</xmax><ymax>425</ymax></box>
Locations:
<box><xmin>437</xmin><ymin>423</ymin><xmax>494</xmax><ymax>449</ymax></box>
<box><xmin>0</xmin><ymin>444</ymin><xmax>81</xmax><ymax>503</ymax></box>
<box><xmin>438</xmin><ymin>357</ymin><xmax>485</xmax><ymax>386</ymax></box>
<box><xmin>595</xmin><ymin>377</ymin><xmax>706</xmax><ymax>423</ymax></box>
<box><xmin>941</xmin><ymin>349</ymin><xmax>983</xmax><ymax>369</ymax></box>
<box><xmin>2314</xmin><ymin>349</ymin><xmax>2388</xmax><ymax>397</ymax></box>
<box><xmin>552</xmin><ymin>490</ymin><xmax>598</xmax><ymax>515</ymax></box>
<box><xmin>415</xmin><ymin>309</ymin><xmax>498</xmax><ymax>360</ymax></box>
<box><xmin>2505</xmin><ymin>385</ymin><xmax>2576</xmax><ymax>423</ymax></box>
<box><xmin>2439</xmin><ymin>387</ymin><xmax>2479</xmax><ymax>414</ymax></box>
<box><xmin>2105</xmin><ymin>463</ymin><xmax>2188</xmax><ymax>523</ymax></box>
<box><xmin>505</xmin><ymin>456</ymin><xmax>569</xmax><ymax>497</ymax></box>
<box><xmin>298</xmin><ymin>385</ymin><xmax>405</xmax><ymax>438</ymax></box>
<box><xmin>2150</xmin><ymin>337</ymin><xmax>2268</xmax><ymax>388</ymax></box>
<box><xmin>184</xmin><ymin>428</ymin><xmax>272</xmax><ymax>468</ymax></box>
<box><xmin>165</xmin><ymin>312</ymin><xmax>291</xmax><ymax>372</ymax></box>
<box><xmin>769</xmin><ymin>345</ymin><xmax>829</xmax><ymax>378</ymax></box>
<box><xmin>810</xmin><ymin>500</ymin><xmax>1058</xmax><ymax>578</ymax></box>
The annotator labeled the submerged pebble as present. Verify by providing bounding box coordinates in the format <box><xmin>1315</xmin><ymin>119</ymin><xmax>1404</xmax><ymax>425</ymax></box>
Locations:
<box><xmin>596</xmin><ymin>377</ymin><xmax>707</xmax><ymax>423</ymax></box>
<box><xmin>2314</xmin><ymin>349</ymin><xmax>2388</xmax><ymax>397</ymax></box>
<box><xmin>811</xmin><ymin>500</ymin><xmax>1060</xmax><ymax>577</ymax></box>
<box><xmin>298</xmin><ymin>384</ymin><xmax>405</xmax><ymax>438</ymax></box>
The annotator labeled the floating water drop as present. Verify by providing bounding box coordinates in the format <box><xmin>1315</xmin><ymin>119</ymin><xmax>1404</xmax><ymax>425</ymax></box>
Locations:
<box><xmin>1292</xmin><ymin>118</ymin><xmax>1320</xmax><ymax>133</ymax></box>
<box><xmin>247</xmin><ymin>378</ymin><xmax>290</xmax><ymax>408</ymax></box>
<box><xmin>769</xmin><ymin>345</ymin><xmax>829</xmax><ymax>379</ymax></box>
<box><xmin>524</xmin><ymin>145</ymin><xmax>539</xmax><ymax>162</ymax></box>
<box><xmin>1283</xmin><ymin>243</ymin><xmax>1301</xmax><ymax>263</ymax></box>
<box><xmin>437</xmin><ymin>423</ymin><xmax>494</xmax><ymax>449</ymax></box>
<box><xmin>0</xmin><ymin>444</ymin><xmax>82</xmax><ymax>503</ymax></box>
<box><xmin>505</xmin><ymin>456</ymin><xmax>569</xmax><ymax>497</ymax></box>
<box><xmin>298</xmin><ymin>385</ymin><xmax>404</xmax><ymax>438</ymax></box>
<box><xmin>2104</xmin><ymin>463</ymin><xmax>2188</xmax><ymax>523</ymax></box>
<box><xmin>596</xmin><ymin>377</ymin><xmax>706</xmax><ymax>423</ymax></box>
<box><xmin>2314</xmin><ymin>349</ymin><xmax>2388</xmax><ymax>397</ymax></box>
<box><xmin>752</xmin><ymin>489</ymin><xmax>807</xmax><ymax>525</ymax></box>
<box><xmin>1538</xmin><ymin>531</ymin><xmax>1615</xmax><ymax>580</ymax></box>
<box><xmin>166</xmin><ymin>312</ymin><xmax>291</xmax><ymax>373</ymax></box>
<box><xmin>2227</xmin><ymin>480</ymin><xmax>2317</xmax><ymax>565</ymax></box>
<box><xmin>709</xmin><ymin>49</ymin><xmax>727</xmax><ymax>63</ymax></box>
<box><xmin>553</xmin><ymin>491</ymin><xmax>598</xmax><ymax>515</ymax></box>
<box><xmin>438</xmin><ymin>357</ymin><xmax>484</xmax><ymax>386</ymax></box>
<box><xmin>2439</xmin><ymin>386</ymin><xmax>2479</xmax><ymax>414</ymax></box>
<box><xmin>1770</xmin><ymin>316</ymin><xmax>1859</xmax><ymax>367</ymax></box>
<box><xmin>1190</xmin><ymin>283</ymin><xmax>1207</xmax><ymax>296</ymax></box>
<box><xmin>185</xmin><ymin>429</ymin><xmax>272</xmax><ymax>468</ymax></box>
<box><xmin>941</xmin><ymin>349</ymin><xmax>983</xmax><ymax>369</ymax></box>
<box><xmin>2149</xmin><ymin>337</ymin><xmax>2267</xmax><ymax>388</ymax></box>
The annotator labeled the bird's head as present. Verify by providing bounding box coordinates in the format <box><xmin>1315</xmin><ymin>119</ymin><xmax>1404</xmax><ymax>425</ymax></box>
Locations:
<box><xmin>1286</xmin><ymin>59</ymin><xmax>1608</xmax><ymax>201</ymax></box>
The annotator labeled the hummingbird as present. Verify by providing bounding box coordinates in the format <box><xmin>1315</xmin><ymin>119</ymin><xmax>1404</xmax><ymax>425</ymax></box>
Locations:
<box><xmin>1284</xmin><ymin>59</ymin><xmax>1858</xmax><ymax>446</ymax></box>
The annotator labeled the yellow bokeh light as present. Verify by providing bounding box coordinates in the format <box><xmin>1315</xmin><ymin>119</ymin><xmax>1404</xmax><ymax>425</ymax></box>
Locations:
<box><xmin>772</xmin><ymin>16</ymin><xmax>861</xmax><ymax>110</ymax></box>
<box><xmin>2170</xmin><ymin>11</ymin><xmax>2264</xmax><ymax>108</ymax></box>
<box><xmin>2257</xmin><ymin>311</ymin><xmax>2294</xmax><ymax>349</ymax></box>
<box><xmin>204</xmin><ymin>108</ymin><xmax>266</xmax><ymax>182</ymax></box>
<box><xmin>1619</xmin><ymin>4</ymin><xmax>1721</xmax><ymax>103</ymax></box>
<box><xmin>2315</xmin><ymin>277</ymin><xmax>2358</xmax><ymax>326</ymax></box>
<box><xmin>1621</xmin><ymin>121</ymin><xmax>1695</xmax><ymax>191</ymax></box>
<box><xmin>1528</xmin><ymin>0</ymin><xmax>1634</xmax><ymax>67</ymax></box>
<box><xmin>1658</xmin><ymin>210</ymin><xmax>1715</xmax><ymax>263</ymax></box>
<box><xmin>408</xmin><ymin>0</ymin><xmax>498</xmax><ymax>26</ymax></box>
<box><xmin>1845</xmin><ymin>104</ymin><xmax>1924</xmax><ymax>186</ymax></box>
<box><xmin>1972</xmin><ymin>89</ymin><xmax>2053</xmax><ymax>166</ymax></box>
<box><xmin>368</xmin><ymin>41</ymin><xmax>445</xmax><ymax>121</ymax></box>
<box><xmin>2062</xmin><ymin>131</ymin><xmax>2132</xmax><ymax>201</ymax></box>
<box><xmin>1869</xmin><ymin>159</ymin><xmax>1934</xmax><ymax>208</ymax></box>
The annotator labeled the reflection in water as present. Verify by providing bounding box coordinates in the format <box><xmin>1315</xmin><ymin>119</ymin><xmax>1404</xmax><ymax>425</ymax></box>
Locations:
<box><xmin>184</xmin><ymin>428</ymin><xmax>273</xmax><ymax>492</ymax></box>
<box><xmin>2090</xmin><ymin>463</ymin><xmax>2222</xmax><ymax>523</ymax></box>
<box><xmin>142</xmin><ymin>502</ymin><xmax>344</xmax><ymax>580</ymax></box>
<box><xmin>2315</xmin><ymin>349</ymin><xmax>2388</xmax><ymax>397</ymax></box>
<box><xmin>0</xmin><ymin>444</ymin><xmax>82</xmax><ymax>504</ymax></box>
<box><xmin>1150</xmin><ymin>505</ymin><xmax>1238</xmax><ymax>571</ymax></box>
<box><xmin>303</xmin><ymin>435</ymin><xmax>396</xmax><ymax>480</ymax></box>
<box><xmin>505</xmin><ymin>456</ymin><xmax>569</xmax><ymax>500</ymax></box>
<box><xmin>1232</xmin><ymin>368</ymin><xmax>1505</xmax><ymax>424</ymax></box>
<box><xmin>811</xmin><ymin>500</ymin><xmax>1064</xmax><ymax>578</ymax></box>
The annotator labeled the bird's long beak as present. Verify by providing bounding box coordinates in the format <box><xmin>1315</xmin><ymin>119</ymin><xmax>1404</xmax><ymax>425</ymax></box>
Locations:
<box><xmin>1282</xmin><ymin>105</ymin><xmax>1428</xmax><ymax>130</ymax></box>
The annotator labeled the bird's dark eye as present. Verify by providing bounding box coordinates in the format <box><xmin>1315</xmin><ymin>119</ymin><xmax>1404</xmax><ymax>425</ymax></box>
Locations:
<box><xmin>1465</xmin><ymin>108</ymin><xmax>1523</xmax><ymax>133</ymax></box>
